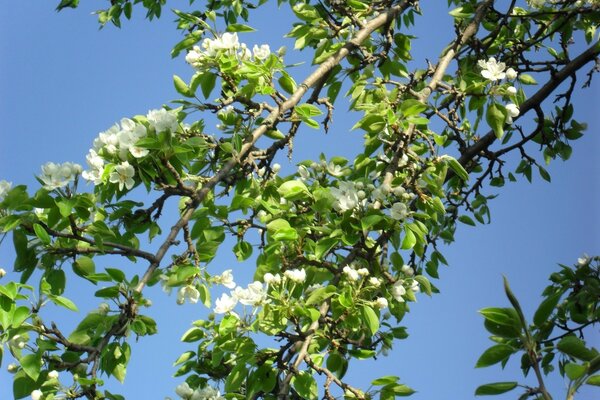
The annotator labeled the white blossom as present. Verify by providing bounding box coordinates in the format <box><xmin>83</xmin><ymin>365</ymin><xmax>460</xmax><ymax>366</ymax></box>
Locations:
<box><xmin>47</xmin><ymin>370</ymin><xmax>59</xmax><ymax>379</ymax></box>
<box><xmin>93</xmin><ymin>124</ymin><xmax>120</xmax><ymax>154</ymax></box>
<box><xmin>0</xmin><ymin>268</ymin><xmax>6</xmax><ymax>278</ymax></box>
<box><xmin>506</xmin><ymin>68</ymin><xmax>518</xmax><ymax>80</ymax></box>
<box><xmin>177</xmin><ymin>285</ymin><xmax>200</xmax><ymax>305</ymax></box>
<box><xmin>272</xmin><ymin>163</ymin><xmax>281</xmax><ymax>173</ymax></box>
<box><xmin>191</xmin><ymin>386</ymin><xmax>225</xmax><ymax>400</ymax></box>
<box><xmin>39</xmin><ymin>162</ymin><xmax>81</xmax><ymax>191</ymax></box>
<box><xmin>252</xmin><ymin>44</ymin><xmax>271</xmax><ymax>60</ymax></box>
<box><xmin>232</xmin><ymin>281</ymin><xmax>267</xmax><ymax>306</ymax></box>
<box><xmin>31</xmin><ymin>390</ymin><xmax>43</xmax><ymax>400</ymax></box>
<box><xmin>369</xmin><ymin>277</ymin><xmax>382</xmax><ymax>287</ymax></box>
<box><xmin>505</xmin><ymin>103</ymin><xmax>520</xmax><ymax>118</ymax></box>
<box><xmin>410</xmin><ymin>280</ymin><xmax>420</xmax><ymax>293</ymax></box>
<box><xmin>215</xmin><ymin>269</ymin><xmax>236</xmax><ymax>289</ymax></box>
<box><xmin>160</xmin><ymin>275</ymin><xmax>173</xmax><ymax>295</ymax></box>
<box><xmin>330</xmin><ymin>181</ymin><xmax>359</xmax><ymax>212</ymax></box>
<box><xmin>357</xmin><ymin>268</ymin><xmax>370</xmax><ymax>276</ymax></box>
<box><xmin>0</xmin><ymin>180</ymin><xmax>12</xmax><ymax>200</ymax></box>
<box><xmin>263</xmin><ymin>272</ymin><xmax>281</xmax><ymax>284</ymax></box>
<box><xmin>391</xmin><ymin>281</ymin><xmax>406</xmax><ymax>302</ymax></box>
<box><xmin>82</xmin><ymin>150</ymin><xmax>105</xmax><ymax>185</ymax></box>
<box><xmin>577</xmin><ymin>254</ymin><xmax>590</xmax><ymax>266</ymax></box>
<box><xmin>506</xmin><ymin>86</ymin><xmax>518</xmax><ymax>95</ymax></box>
<box><xmin>390</xmin><ymin>202</ymin><xmax>409</xmax><ymax>220</ymax></box>
<box><xmin>147</xmin><ymin>108</ymin><xmax>179</xmax><ymax>133</ymax></box>
<box><xmin>401</xmin><ymin>264</ymin><xmax>414</xmax><ymax>277</ymax></box>
<box><xmin>175</xmin><ymin>382</ymin><xmax>194</xmax><ymax>399</ymax></box>
<box><xmin>284</xmin><ymin>268</ymin><xmax>306</xmax><ymax>283</ymax></box>
<box><xmin>375</xmin><ymin>297</ymin><xmax>388</xmax><ymax>309</ymax></box>
<box><xmin>298</xmin><ymin>165</ymin><xmax>309</xmax><ymax>180</ymax></box>
<box><xmin>7</xmin><ymin>363</ymin><xmax>18</xmax><ymax>373</ymax></box>
<box><xmin>109</xmin><ymin>161</ymin><xmax>135</xmax><ymax>191</ymax></box>
<box><xmin>214</xmin><ymin>293</ymin><xmax>238</xmax><ymax>314</ymax></box>
<box><xmin>478</xmin><ymin>57</ymin><xmax>506</xmax><ymax>81</ymax></box>
<box><xmin>343</xmin><ymin>266</ymin><xmax>360</xmax><ymax>281</ymax></box>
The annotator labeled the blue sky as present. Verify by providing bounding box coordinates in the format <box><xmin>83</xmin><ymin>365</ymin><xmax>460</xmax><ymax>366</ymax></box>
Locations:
<box><xmin>0</xmin><ymin>2</ymin><xmax>598</xmax><ymax>399</ymax></box>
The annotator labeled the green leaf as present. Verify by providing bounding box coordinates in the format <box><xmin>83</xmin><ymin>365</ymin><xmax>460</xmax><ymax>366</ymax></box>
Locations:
<box><xmin>565</xmin><ymin>362</ymin><xmax>587</xmax><ymax>380</ymax></box>
<box><xmin>476</xmin><ymin>344</ymin><xmax>516</xmax><ymax>368</ymax></box>
<box><xmin>475</xmin><ymin>382</ymin><xmax>518</xmax><ymax>395</ymax></box>
<box><xmin>587</xmin><ymin>375</ymin><xmax>600</xmax><ymax>386</ymax></box>
<box><xmin>73</xmin><ymin>256</ymin><xmax>96</xmax><ymax>278</ymax></box>
<box><xmin>226</xmin><ymin>23</ymin><xmax>256</xmax><ymax>32</ymax></box>
<box><xmin>533</xmin><ymin>291</ymin><xmax>562</xmax><ymax>326</ymax></box>
<box><xmin>361</xmin><ymin>305</ymin><xmax>379</xmax><ymax>336</ymax></box>
<box><xmin>20</xmin><ymin>353</ymin><xmax>41</xmax><ymax>381</ymax></box>
<box><xmin>315</xmin><ymin>238</ymin><xmax>338</xmax><ymax>260</ymax></box>
<box><xmin>445</xmin><ymin>156</ymin><xmax>469</xmax><ymax>181</ymax></box>
<box><xmin>173</xmin><ymin>351</ymin><xmax>195</xmax><ymax>366</ymax></box>
<box><xmin>11</xmin><ymin>306</ymin><xmax>30</xmax><ymax>328</ymax></box>
<box><xmin>372</xmin><ymin>376</ymin><xmax>399</xmax><ymax>386</ymax></box>
<box><xmin>173</xmin><ymin>75</ymin><xmax>193</xmax><ymax>97</ymax></box>
<box><xmin>13</xmin><ymin>370</ymin><xmax>36</xmax><ymax>400</ymax></box>
<box><xmin>180</xmin><ymin>327</ymin><xmax>204</xmax><ymax>343</ymax></box>
<box><xmin>486</xmin><ymin>102</ymin><xmax>506</xmax><ymax>139</ymax></box>
<box><xmin>49</xmin><ymin>295</ymin><xmax>78</xmax><ymax>312</ymax></box>
<box><xmin>557</xmin><ymin>336</ymin><xmax>597</xmax><ymax>361</ymax></box>
<box><xmin>33</xmin><ymin>224</ymin><xmax>50</xmax><ymax>245</ymax></box>
<box><xmin>225</xmin><ymin>363</ymin><xmax>248</xmax><ymax>392</ymax></box>
<box><xmin>292</xmin><ymin>371</ymin><xmax>318</xmax><ymax>399</ymax></box>
<box><xmin>278</xmin><ymin>180</ymin><xmax>310</xmax><ymax>200</ymax></box>
<box><xmin>233</xmin><ymin>241</ymin><xmax>253</xmax><ymax>261</ymax></box>
<box><xmin>458</xmin><ymin>215</ymin><xmax>476</xmax><ymax>226</ymax></box>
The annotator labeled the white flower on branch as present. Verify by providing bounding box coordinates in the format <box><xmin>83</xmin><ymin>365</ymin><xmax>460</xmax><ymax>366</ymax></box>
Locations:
<box><xmin>214</xmin><ymin>293</ymin><xmax>238</xmax><ymax>314</ymax></box>
<box><xmin>391</xmin><ymin>281</ymin><xmax>406</xmax><ymax>302</ymax></box>
<box><xmin>478</xmin><ymin>57</ymin><xmax>506</xmax><ymax>81</ymax></box>
<box><xmin>284</xmin><ymin>268</ymin><xmax>306</xmax><ymax>283</ymax></box>
<box><xmin>252</xmin><ymin>44</ymin><xmax>270</xmax><ymax>60</ymax></box>
<box><xmin>214</xmin><ymin>269</ymin><xmax>236</xmax><ymax>289</ymax></box>
<box><xmin>109</xmin><ymin>161</ymin><xmax>135</xmax><ymax>191</ymax></box>
<box><xmin>147</xmin><ymin>108</ymin><xmax>179</xmax><ymax>133</ymax></box>
<box><xmin>177</xmin><ymin>285</ymin><xmax>200</xmax><ymax>305</ymax></box>
<box><xmin>506</xmin><ymin>68</ymin><xmax>518</xmax><ymax>80</ymax></box>
<box><xmin>30</xmin><ymin>390</ymin><xmax>43</xmax><ymax>400</ymax></box>
<box><xmin>39</xmin><ymin>162</ymin><xmax>82</xmax><ymax>191</ymax></box>
<box><xmin>175</xmin><ymin>382</ymin><xmax>194</xmax><ymax>399</ymax></box>
<box><xmin>375</xmin><ymin>297</ymin><xmax>389</xmax><ymax>309</ymax></box>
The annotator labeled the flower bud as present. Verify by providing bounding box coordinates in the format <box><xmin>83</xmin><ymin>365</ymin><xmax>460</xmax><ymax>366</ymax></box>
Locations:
<box><xmin>48</xmin><ymin>370</ymin><xmax>59</xmax><ymax>379</ymax></box>
<box><xmin>7</xmin><ymin>363</ymin><xmax>18</xmax><ymax>373</ymax></box>
<box><xmin>506</xmin><ymin>67</ymin><xmax>518</xmax><ymax>80</ymax></box>
<box><xmin>0</xmin><ymin>268</ymin><xmax>6</xmax><ymax>278</ymax></box>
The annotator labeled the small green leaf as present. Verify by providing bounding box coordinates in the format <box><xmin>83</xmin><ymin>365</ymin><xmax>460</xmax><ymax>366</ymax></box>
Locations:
<box><xmin>73</xmin><ymin>256</ymin><xmax>95</xmax><ymax>278</ymax></box>
<box><xmin>445</xmin><ymin>156</ymin><xmax>469</xmax><ymax>181</ymax></box>
<box><xmin>292</xmin><ymin>371</ymin><xmax>318</xmax><ymax>399</ymax></box>
<box><xmin>565</xmin><ymin>362</ymin><xmax>587</xmax><ymax>380</ymax></box>
<box><xmin>533</xmin><ymin>291</ymin><xmax>562</xmax><ymax>326</ymax></box>
<box><xmin>278</xmin><ymin>180</ymin><xmax>310</xmax><ymax>200</ymax></box>
<box><xmin>226</xmin><ymin>23</ymin><xmax>256</xmax><ymax>32</ymax></box>
<box><xmin>361</xmin><ymin>305</ymin><xmax>379</xmax><ymax>336</ymax></box>
<box><xmin>476</xmin><ymin>344</ymin><xmax>516</xmax><ymax>368</ymax></box>
<box><xmin>486</xmin><ymin>102</ymin><xmax>506</xmax><ymax>139</ymax></box>
<box><xmin>20</xmin><ymin>353</ymin><xmax>41</xmax><ymax>381</ymax></box>
<box><xmin>225</xmin><ymin>363</ymin><xmax>248</xmax><ymax>392</ymax></box>
<box><xmin>180</xmin><ymin>327</ymin><xmax>204</xmax><ymax>343</ymax></box>
<box><xmin>49</xmin><ymin>295</ymin><xmax>78</xmax><ymax>312</ymax></box>
<box><xmin>587</xmin><ymin>375</ymin><xmax>600</xmax><ymax>386</ymax></box>
<box><xmin>475</xmin><ymin>382</ymin><xmax>518</xmax><ymax>395</ymax></box>
<box><xmin>557</xmin><ymin>336</ymin><xmax>597</xmax><ymax>361</ymax></box>
<box><xmin>33</xmin><ymin>224</ymin><xmax>50</xmax><ymax>245</ymax></box>
<box><xmin>173</xmin><ymin>75</ymin><xmax>193</xmax><ymax>97</ymax></box>
<box><xmin>372</xmin><ymin>375</ymin><xmax>399</xmax><ymax>386</ymax></box>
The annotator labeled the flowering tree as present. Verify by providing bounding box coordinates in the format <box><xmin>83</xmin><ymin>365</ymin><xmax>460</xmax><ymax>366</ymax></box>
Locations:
<box><xmin>1</xmin><ymin>1</ymin><xmax>599</xmax><ymax>400</ymax></box>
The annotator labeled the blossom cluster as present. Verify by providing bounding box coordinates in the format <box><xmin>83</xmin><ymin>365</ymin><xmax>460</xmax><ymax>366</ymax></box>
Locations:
<box><xmin>175</xmin><ymin>382</ymin><xmax>225</xmax><ymax>400</ymax></box>
<box><xmin>39</xmin><ymin>162</ymin><xmax>82</xmax><ymax>191</ymax></box>
<box><xmin>478</xmin><ymin>57</ymin><xmax>521</xmax><ymax>123</ymax></box>
<box><xmin>185</xmin><ymin>32</ymin><xmax>271</xmax><ymax>70</ymax></box>
<box><xmin>80</xmin><ymin>108</ymin><xmax>179</xmax><ymax>191</ymax></box>
<box><xmin>528</xmin><ymin>0</ymin><xmax>598</xmax><ymax>8</ymax></box>
<box><xmin>330</xmin><ymin>179</ymin><xmax>413</xmax><ymax>220</ymax></box>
